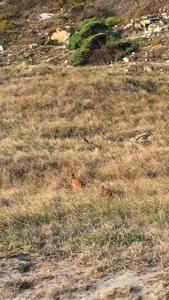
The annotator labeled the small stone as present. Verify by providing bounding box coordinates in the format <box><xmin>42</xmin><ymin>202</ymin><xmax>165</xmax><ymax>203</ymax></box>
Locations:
<box><xmin>143</xmin><ymin>66</ymin><xmax>153</xmax><ymax>73</ymax></box>
<box><xmin>0</xmin><ymin>45</ymin><xmax>4</xmax><ymax>52</ymax></box>
<box><xmin>123</xmin><ymin>57</ymin><xmax>129</xmax><ymax>63</ymax></box>
<box><xmin>29</xmin><ymin>44</ymin><xmax>38</xmax><ymax>49</ymax></box>
<box><xmin>38</xmin><ymin>13</ymin><xmax>55</xmax><ymax>21</ymax></box>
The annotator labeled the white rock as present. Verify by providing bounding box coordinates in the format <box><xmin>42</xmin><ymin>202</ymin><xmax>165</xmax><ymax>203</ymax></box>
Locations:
<box><xmin>154</xmin><ymin>26</ymin><xmax>163</xmax><ymax>33</ymax></box>
<box><xmin>123</xmin><ymin>57</ymin><xmax>129</xmax><ymax>63</ymax></box>
<box><xmin>0</xmin><ymin>45</ymin><xmax>4</xmax><ymax>52</ymax></box>
<box><xmin>144</xmin><ymin>66</ymin><xmax>153</xmax><ymax>73</ymax></box>
<box><xmin>38</xmin><ymin>13</ymin><xmax>55</xmax><ymax>21</ymax></box>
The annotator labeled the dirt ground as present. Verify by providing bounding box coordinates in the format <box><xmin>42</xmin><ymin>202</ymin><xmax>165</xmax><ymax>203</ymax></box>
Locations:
<box><xmin>1</xmin><ymin>254</ymin><xmax>169</xmax><ymax>300</ymax></box>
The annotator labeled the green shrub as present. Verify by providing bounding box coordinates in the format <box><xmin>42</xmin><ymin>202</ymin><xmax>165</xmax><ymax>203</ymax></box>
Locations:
<box><xmin>79</xmin><ymin>18</ymin><xmax>107</xmax><ymax>36</ymax></box>
<box><xmin>141</xmin><ymin>79</ymin><xmax>157</xmax><ymax>93</ymax></box>
<box><xmin>68</xmin><ymin>17</ymin><xmax>139</xmax><ymax>66</ymax></box>
<box><xmin>68</xmin><ymin>18</ymin><xmax>108</xmax><ymax>50</ymax></box>
<box><xmin>16</xmin><ymin>263</ymin><xmax>31</xmax><ymax>274</ymax></box>
<box><xmin>125</xmin><ymin>78</ymin><xmax>157</xmax><ymax>93</ymax></box>
<box><xmin>71</xmin><ymin>47</ymin><xmax>90</xmax><ymax>66</ymax></box>
<box><xmin>107</xmin><ymin>38</ymin><xmax>139</xmax><ymax>60</ymax></box>
<box><xmin>0</xmin><ymin>20</ymin><xmax>15</xmax><ymax>47</ymax></box>
<box><xmin>68</xmin><ymin>32</ymin><xmax>82</xmax><ymax>49</ymax></box>
<box><xmin>0</xmin><ymin>20</ymin><xmax>14</xmax><ymax>33</ymax></box>
<box><xmin>105</xmin><ymin>17</ymin><xmax>119</xmax><ymax>27</ymax></box>
<box><xmin>125</xmin><ymin>78</ymin><xmax>140</xmax><ymax>87</ymax></box>
<box><xmin>36</xmin><ymin>38</ymin><xmax>59</xmax><ymax>46</ymax></box>
<box><xmin>115</xmin><ymin>42</ymin><xmax>139</xmax><ymax>60</ymax></box>
<box><xmin>82</xmin><ymin>33</ymin><xmax>107</xmax><ymax>49</ymax></box>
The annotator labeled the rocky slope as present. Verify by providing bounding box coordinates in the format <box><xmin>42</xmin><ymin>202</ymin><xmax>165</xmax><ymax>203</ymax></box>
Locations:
<box><xmin>0</xmin><ymin>0</ymin><xmax>169</xmax><ymax>66</ymax></box>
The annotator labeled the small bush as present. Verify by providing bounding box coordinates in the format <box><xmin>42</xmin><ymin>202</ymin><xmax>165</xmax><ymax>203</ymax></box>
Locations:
<box><xmin>68</xmin><ymin>32</ymin><xmax>82</xmax><ymax>49</ymax></box>
<box><xmin>16</xmin><ymin>263</ymin><xmax>31</xmax><ymax>274</ymax></box>
<box><xmin>36</xmin><ymin>38</ymin><xmax>59</xmax><ymax>46</ymax></box>
<box><xmin>68</xmin><ymin>18</ymin><xmax>108</xmax><ymax>50</ymax></box>
<box><xmin>71</xmin><ymin>47</ymin><xmax>90</xmax><ymax>66</ymax></box>
<box><xmin>79</xmin><ymin>18</ymin><xmax>107</xmax><ymax>36</ymax></box>
<box><xmin>105</xmin><ymin>17</ymin><xmax>119</xmax><ymax>27</ymax></box>
<box><xmin>125</xmin><ymin>78</ymin><xmax>140</xmax><ymax>87</ymax></box>
<box><xmin>0</xmin><ymin>20</ymin><xmax>14</xmax><ymax>33</ymax></box>
<box><xmin>141</xmin><ymin>79</ymin><xmax>157</xmax><ymax>93</ymax></box>
<box><xmin>0</xmin><ymin>20</ymin><xmax>15</xmax><ymax>47</ymax></box>
<box><xmin>82</xmin><ymin>33</ymin><xmax>107</xmax><ymax>49</ymax></box>
<box><xmin>125</xmin><ymin>78</ymin><xmax>157</xmax><ymax>93</ymax></box>
<box><xmin>107</xmin><ymin>38</ymin><xmax>139</xmax><ymax>60</ymax></box>
<box><xmin>68</xmin><ymin>17</ymin><xmax>139</xmax><ymax>66</ymax></box>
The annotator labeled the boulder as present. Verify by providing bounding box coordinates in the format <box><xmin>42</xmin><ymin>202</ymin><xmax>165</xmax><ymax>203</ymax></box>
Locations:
<box><xmin>0</xmin><ymin>45</ymin><xmax>4</xmax><ymax>52</ymax></box>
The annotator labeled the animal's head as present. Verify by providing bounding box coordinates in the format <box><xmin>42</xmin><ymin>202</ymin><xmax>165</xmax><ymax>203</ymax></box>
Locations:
<box><xmin>70</xmin><ymin>172</ymin><xmax>75</xmax><ymax>178</ymax></box>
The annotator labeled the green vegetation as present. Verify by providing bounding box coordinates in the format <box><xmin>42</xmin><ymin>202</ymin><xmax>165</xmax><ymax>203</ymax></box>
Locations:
<box><xmin>73</xmin><ymin>233</ymin><xmax>146</xmax><ymax>247</ymax></box>
<box><xmin>71</xmin><ymin>47</ymin><xmax>90</xmax><ymax>66</ymax></box>
<box><xmin>125</xmin><ymin>78</ymin><xmax>157</xmax><ymax>93</ymax></box>
<box><xmin>16</xmin><ymin>263</ymin><xmax>32</xmax><ymax>274</ymax></box>
<box><xmin>0</xmin><ymin>19</ymin><xmax>15</xmax><ymax>47</ymax></box>
<box><xmin>105</xmin><ymin>16</ymin><xmax>119</xmax><ymax>27</ymax></box>
<box><xmin>0</xmin><ymin>20</ymin><xmax>14</xmax><ymax>33</ymax></box>
<box><xmin>36</xmin><ymin>37</ymin><xmax>59</xmax><ymax>46</ymax></box>
<box><xmin>68</xmin><ymin>17</ymin><xmax>139</xmax><ymax>66</ymax></box>
<box><xmin>1</xmin><ymin>194</ymin><xmax>169</xmax><ymax>254</ymax></box>
<box><xmin>41</xmin><ymin>125</ymin><xmax>94</xmax><ymax>139</ymax></box>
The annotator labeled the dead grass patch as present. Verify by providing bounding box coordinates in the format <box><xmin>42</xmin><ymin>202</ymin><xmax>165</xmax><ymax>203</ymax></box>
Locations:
<box><xmin>0</xmin><ymin>63</ymin><xmax>169</xmax><ymax>269</ymax></box>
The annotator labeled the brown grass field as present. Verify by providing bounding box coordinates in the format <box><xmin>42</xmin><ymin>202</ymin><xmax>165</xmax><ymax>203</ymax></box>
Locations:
<box><xmin>0</xmin><ymin>62</ymin><xmax>169</xmax><ymax>274</ymax></box>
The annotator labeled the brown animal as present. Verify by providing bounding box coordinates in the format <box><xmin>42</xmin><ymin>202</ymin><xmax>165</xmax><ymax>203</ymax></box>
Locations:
<box><xmin>83</xmin><ymin>136</ymin><xmax>101</xmax><ymax>150</ymax></box>
<box><xmin>70</xmin><ymin>172</ymin><xmax>85</xmax><ymax>189</ymax></box>
<box><xmin>101</xmin><ymin>186</ymin><xmax>113</xmax><ymax>198</ymax></box>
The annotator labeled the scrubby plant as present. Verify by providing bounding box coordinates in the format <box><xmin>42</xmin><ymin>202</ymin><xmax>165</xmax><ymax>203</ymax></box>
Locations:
<box><xmin>68</xmin><ymin>17</ymin><xmax>139</xmax><ymax>66</ymax></box>
<box><xmin>105</xmin><ymin>16</ymin><xmax>119</xmax><ymax>27</ymax></box>
<box><xmin>16</xmin><ymin>263</ymin><xmax>31</xmax><ymax>274</ymax></box>
<box><xmin>68</xmin><ymin>31</ymin><xmax>82</xmax><ymax>49</ymax></box>
<box><xmin>71</xmin><ymin>47</ymin><xmax>90</xmax><ymax>66</ymax></box>
<box><xmin>0</xmin><ymin>20</ymin><xmax>14</xmax><ymax>33</ymax></box>
<box><xmin>82</xmin><ymin>33</ymin><xmax>107</xmax><ymax>49</ymax></box>
<box><xmin>0</xmin><ymin>19</ymin><xmax>16</xmax><ymax>48</ymax></box>
<box><xmin>79</xmin><ymin>18</ymin><xmax>107</xmax><ymax>36</ymax></box>
<box><xmin>36</xmin><ymin>37</ymin><xmax>59</xmax><ymax>46</ymax></box>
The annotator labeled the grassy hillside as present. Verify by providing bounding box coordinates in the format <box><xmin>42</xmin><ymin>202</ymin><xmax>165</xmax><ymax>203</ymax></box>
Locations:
<box><xmin>0</xmin><ymin>63</ymin><xmax>169</xmax><ymax>268</ymax></box>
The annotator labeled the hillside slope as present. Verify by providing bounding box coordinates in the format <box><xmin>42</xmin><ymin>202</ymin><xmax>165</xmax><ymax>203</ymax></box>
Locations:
<box><xmin>0</xmin><ymin>62</ymin><xmax>169</xmax><ymax>299</ymax></box>
<box><xmin>0</xmin><ymin>1</ymin><xmax>169</xmax><ymax>299</ymax></box>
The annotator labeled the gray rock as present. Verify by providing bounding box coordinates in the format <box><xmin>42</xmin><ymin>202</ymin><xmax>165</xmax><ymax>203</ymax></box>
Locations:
<box><xmin>38</xmin><ymin>13</ymin><xmax>55</xmax><ymax>21</ymax></box>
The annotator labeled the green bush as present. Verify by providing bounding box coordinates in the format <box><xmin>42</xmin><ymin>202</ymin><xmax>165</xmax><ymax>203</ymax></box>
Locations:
<box><xmin>79</xmin><ymin>18</ymin><xmax>107</xmax><ymax>36</ymax></box>
<box><xmin>107</xmin><ymin>38</ymin><xmax>139</xmax><ymax>60</ymax></box>
<box><xmin>68</xmin><ymin>17</ymin><xmax>139</xmax><ymax>66</ymax></box>
<box><xmin>71</xmin><ymin>47</ymin><xmax>90</xmax><ymax>66</ymax></box>
<box><xmin>16</xmin><ymin>263</ymin><xmax>31</xmax><ymax>274</ymax></box>
<box><xmin>68</xmin><ymin>32</ymin><xmax>82</xmax><ymax>49</ymax></box>
<box><xmin>36</xmin><ymin>38</ymin><xmax>59</xmax><ymax>46</ymax></box>
<box><xmin>0</xmin><ymin>20</ymin><xmax>14</xmax><ymax>33</ymax></box>
<box><xmin>105</xmin><ymin>17</ymin><xmax>119</xmax><ymax>27</ymax></box>
<box><xmin>82</xmin><ymin>33</ymin><xmax>107</xmax><ymax>49</ymax></box>
<box><xmin>68</xmin><ymin>18</ymin><xmax>108</xmax><ymax>50</ymax></box>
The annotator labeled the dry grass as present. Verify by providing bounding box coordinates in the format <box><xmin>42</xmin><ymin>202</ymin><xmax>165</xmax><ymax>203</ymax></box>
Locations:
<box><xmin>0</xmin><ymin>62</ymin><xmax>169</xmax><ymax>269</ymax></box>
